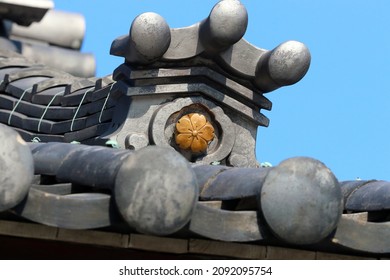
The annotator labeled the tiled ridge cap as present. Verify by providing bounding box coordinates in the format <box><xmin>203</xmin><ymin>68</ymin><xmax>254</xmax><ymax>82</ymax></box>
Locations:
<box><xmin>0</xmin><ymin>50</ymin><xmax>114</xmax><ymax>143</ymax></box>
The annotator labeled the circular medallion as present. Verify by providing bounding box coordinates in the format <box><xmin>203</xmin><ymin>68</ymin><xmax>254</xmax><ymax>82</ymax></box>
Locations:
<box><xmin>149</xmin><ymin>97</ymin><xmax>235</xmax><ymax>164</ymax></box>
<box><xmin>175</xmin><ymin>113</ymin><xmax>215</xmax><ymax>154</ymax></box>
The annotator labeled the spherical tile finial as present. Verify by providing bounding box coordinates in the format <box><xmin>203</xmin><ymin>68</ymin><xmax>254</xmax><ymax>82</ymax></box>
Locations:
<box><xmin>255</xmin><ymin>41</ymin><xmax>311</xmax><ymax>92</ymax></box>
<box><xmin>0</xmin><ymin>124</ymin><xmax>34</xmax><ymax>211</ymax></box>
<box><xmin>115</xmin><ymin>146</ymin><xmax>198</xmax><ymax>235</ymax></box>
<box><xmin>127</xmin><ymin>12</ymin><xmax>171</xmax><ymax>64</ymax></box>
<box><xmin>200</xmin><ymin>0</ymin><xmax>248</xmax><ymax>53</ymax></box>
<box><xmin>260</xmin><ymin>157</ymin><xmax>343</xmax><ymax>245</ymax></box>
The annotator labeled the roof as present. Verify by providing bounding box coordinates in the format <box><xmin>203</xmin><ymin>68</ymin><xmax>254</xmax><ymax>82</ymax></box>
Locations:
<box><xmin>0</xmin><ymin>0</ymin><xmax>389</xmax><ymax>259</ymax></box>
<box><xmin>0</xmin><ymin>0</ymin><xmax>95</xmax><ymax>77</ymax></box>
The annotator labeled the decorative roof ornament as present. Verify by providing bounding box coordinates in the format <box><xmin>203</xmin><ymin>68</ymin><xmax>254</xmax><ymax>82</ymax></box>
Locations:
<box><xmin>107</xmin><ymin>0</ymin><xmax>311</xmax><ymax>166</ymax></box>
<box><xmin>110</xmin><ymin>0</ymin><xmax>311</xmax><ymax>93</ymax></box>
<box><xmin>0</xmin><ymin>0</ymin><xmax>311</xmax><ymax>167</ymax></box>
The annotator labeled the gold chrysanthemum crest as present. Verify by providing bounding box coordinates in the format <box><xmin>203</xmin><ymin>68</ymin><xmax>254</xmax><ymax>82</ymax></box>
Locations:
<box><xmin>175</xmin><ymin>113</ymin><xmax>215</xmax><ymax>153</ymax></box>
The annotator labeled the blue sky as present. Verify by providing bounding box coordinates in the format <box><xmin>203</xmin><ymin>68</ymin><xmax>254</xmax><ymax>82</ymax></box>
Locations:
<box><xmin>56</xmin><ymin>0</ymin><xmax>390</xmax><ymax>181</ymax></box>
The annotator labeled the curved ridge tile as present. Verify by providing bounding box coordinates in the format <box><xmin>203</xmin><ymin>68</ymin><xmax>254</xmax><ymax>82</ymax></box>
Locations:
<box><xmin>189</xmin><ymin>202</ymin><xmax>265</xmax><ymax>242</ymax></box>
<box><xmin>339</xmin><ymin>180</ymin><xmax>372</xmax><ymax>208</ymax></box>
<box><xmin>162</xmin><ymin>23</ymin><xmax>203</xmax><ymax>60</ymax></box>
<box><xmin>13</xmin><ymin>187</ymin><xmax>116</xmax><ymax>229</ymax></box>
<box><xmin>197</xmin><ymin>166</ymin><xmax>270</xmax><ymax>200</ymax></box>
<box><xmin>345</xmin><ymin>180</ymin><xmax>390</xmax><ymax>211</ymax></box>
<box><xmin>333</xmin><ymin>215</ymin><xmax>390</xmax><ymax>254</ymax></box>
<box><xmin>218</xmin><ymin>38</ymin><xmax>266</xmax><ymax>79</ymax></box>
